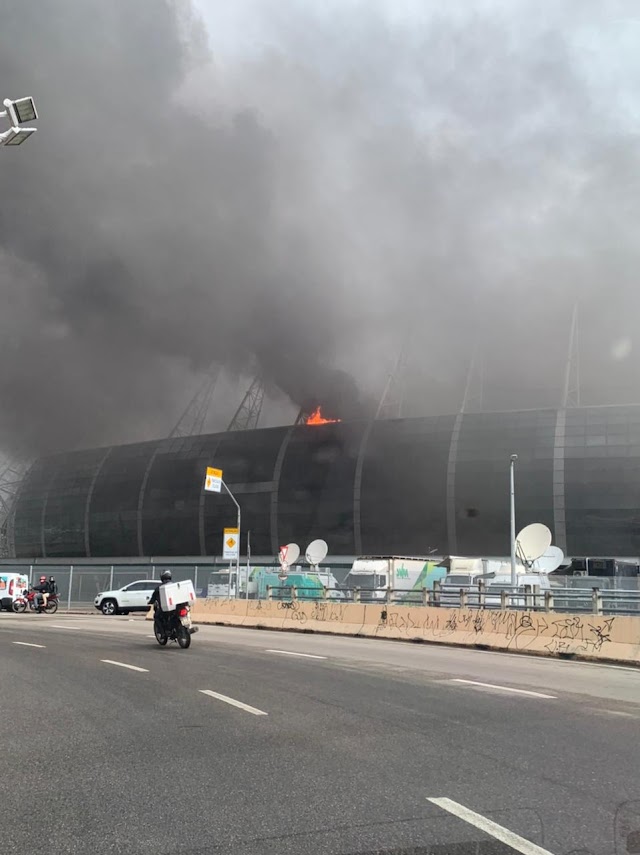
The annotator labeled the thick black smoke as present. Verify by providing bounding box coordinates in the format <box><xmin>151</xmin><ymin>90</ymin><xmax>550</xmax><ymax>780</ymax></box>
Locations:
<box><xmin>1</xmin><ymin>0</ymin><xmax>640</xmax><ymax>456</ymax></box>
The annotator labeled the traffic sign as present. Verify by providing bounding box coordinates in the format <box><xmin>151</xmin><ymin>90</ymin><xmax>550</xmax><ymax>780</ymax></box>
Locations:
<box><xmin>204</xmin><ymin>466</ymin><xmax>222</xmax><ymax>493</ymax></box>
<box><xmin>223</xmin><ymin>527</ymin><xmax>239</xmax><ymax>560</ymax></box>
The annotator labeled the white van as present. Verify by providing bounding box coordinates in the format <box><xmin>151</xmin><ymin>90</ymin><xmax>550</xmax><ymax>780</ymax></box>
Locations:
<box><xmin>0</xmin><ymin>572</ymin><xmax>29</xmax><ymax>611</ymax></box>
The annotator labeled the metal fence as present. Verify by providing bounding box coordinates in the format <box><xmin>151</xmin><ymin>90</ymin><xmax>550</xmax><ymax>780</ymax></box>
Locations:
<box><xmin>266</xmin><ymin>577</ymin><xmax>640</xmax><ymax>616</ymax></box>
<box><xmin>8</xmin><ymin>564</ymin><xmax>640</xmax><ymax>616</ymax></box>
<box><xmin>18</xmin><ymin>564</ymin><xmax>205</xmax><ymax>611</ymax></box>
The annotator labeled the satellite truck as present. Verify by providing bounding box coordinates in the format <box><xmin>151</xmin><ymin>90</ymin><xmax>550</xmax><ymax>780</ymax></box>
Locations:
<box><xmin>343</xmin><ymin>556</ymin><xmax>447</xmax><ymax>602</ymax></box>
<box><xmin>206</xmin><ymin>540</ymin><xmax>345</xmax><ymax>600</ymax></box>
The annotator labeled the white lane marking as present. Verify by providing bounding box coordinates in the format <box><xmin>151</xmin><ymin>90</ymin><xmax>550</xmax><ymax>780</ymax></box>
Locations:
<box><xmin>428</xmin><ymin>797</ymin><xmax>555</xmax><ymax>855</ymax></box>
<box><xmin>199</xmin><ymin>689</ymin><xmax>268</xmax><ymax>716</ymax></box>
<box><xmin>100</xmin><ymin>659</ymin><xmax>149</xmax><ymax>673</ymax></box>
<box><xmin>51</xmin><ymin>624</ymin><xmax>87</xmax><ymax>629</ymax></box>
<box><xmin>12</xmin><ymin>641</ymin><xmax>46</xmax><ymax>648</ymax></box>
<box><xmin>449</xmin><ymin>679</ymin><xmax>556</xmax><ymax>699</ymax></box>
<box><xmin>266</xmin><ymin>649</ymin><xmax>327</xmax><ymax>660</ymax></box>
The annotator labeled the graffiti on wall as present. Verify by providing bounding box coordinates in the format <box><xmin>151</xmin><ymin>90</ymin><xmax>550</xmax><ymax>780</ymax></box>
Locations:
<box><xmin>375</xmin><ymin>606</ymin><xmax>617</xmax><ymax>657</ymax></box>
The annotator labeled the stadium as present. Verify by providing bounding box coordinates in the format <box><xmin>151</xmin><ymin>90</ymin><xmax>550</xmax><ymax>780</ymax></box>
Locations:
<box><xmin>9</xmin><ymin>403</ymin><xmax>640</xmax><ymax>560</ymax></box>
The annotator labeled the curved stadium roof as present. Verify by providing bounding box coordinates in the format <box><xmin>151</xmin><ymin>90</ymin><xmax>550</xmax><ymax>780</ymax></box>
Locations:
<box><xmin>10</xmin><ymin>405</ymin><xmax>640</xmax><ymax>559</ymax></box>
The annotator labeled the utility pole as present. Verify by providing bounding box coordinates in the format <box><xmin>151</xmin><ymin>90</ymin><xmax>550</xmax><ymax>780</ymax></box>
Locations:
<box><xmin>510</xmin><ymin>454</ymin><xmax>518</xmax><ymax>588</ymax></box>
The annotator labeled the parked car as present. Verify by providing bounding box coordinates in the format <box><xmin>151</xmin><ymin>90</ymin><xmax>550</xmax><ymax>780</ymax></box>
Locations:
<box><xmin>94</xmin><ymin>580</ymin><xmax>160</xmax><ymax>615</ymax></box>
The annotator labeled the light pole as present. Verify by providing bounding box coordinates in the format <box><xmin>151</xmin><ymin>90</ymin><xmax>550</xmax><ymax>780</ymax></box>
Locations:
<box><xmin>221</xmin><ymin>479</ymin><xmax>241</xmax><ymax>599</ymax></box>
<box><xmin>509</xmin><ymin>454</ymin><xmax>518</xmax><ymax>588</ymax></box>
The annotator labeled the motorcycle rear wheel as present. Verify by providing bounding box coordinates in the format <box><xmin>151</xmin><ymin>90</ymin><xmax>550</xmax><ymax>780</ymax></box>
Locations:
<box><xmin>44</xmin><ymin>600</ymin><xmax>58</xmax><ymax>614</ymax></box>
<box><xmin>177</xmin><ymin>626</ymin><xmax>191</xmax><ymax>649</ymax></box>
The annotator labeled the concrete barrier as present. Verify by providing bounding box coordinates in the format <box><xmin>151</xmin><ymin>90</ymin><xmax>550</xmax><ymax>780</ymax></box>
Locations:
<box><xmin>190</xmin><ymin>598</ymin><xmax>640</xmax><ymax>665</ymax></box>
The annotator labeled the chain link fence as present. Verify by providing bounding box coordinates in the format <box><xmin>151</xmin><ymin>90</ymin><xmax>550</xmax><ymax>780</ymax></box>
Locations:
<box><xmin>21</xmin><ymin>564</ymin><xmax>204</xmax><ymax>610</ymax></box>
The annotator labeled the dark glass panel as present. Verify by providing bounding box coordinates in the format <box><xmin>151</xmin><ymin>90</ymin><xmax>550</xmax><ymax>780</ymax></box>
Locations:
<box><xmin>89</xmin><ymin>442</ymin><xmax>155</xmax><ymax>557</ymax></box>
<box><xmin>43</xmin><ymin>449</ymin><xmax>108</xmax><ymax>557</ymax></box>
<box><xmin>360</xmin><ymin>417</ymin><xmax>454</xmax><ymax>555</ymax></box>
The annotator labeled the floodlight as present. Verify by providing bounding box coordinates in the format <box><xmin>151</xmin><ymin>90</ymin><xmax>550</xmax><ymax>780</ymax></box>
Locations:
<box><xmin>3</xmin><ymin>97</ymin><xmax>38</xmax><ymax>126</ymax></box>
<box><xmin>0</xmin><ymin>126</ymin><xmax>37</xmax><ymax>147</ymax></box>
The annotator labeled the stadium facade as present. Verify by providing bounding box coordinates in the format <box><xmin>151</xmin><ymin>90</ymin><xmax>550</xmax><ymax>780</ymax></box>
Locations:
<box><xmin>10</xmin><ymin>405</ymin><xmax>640</xmax><ymax>559</ymax></box>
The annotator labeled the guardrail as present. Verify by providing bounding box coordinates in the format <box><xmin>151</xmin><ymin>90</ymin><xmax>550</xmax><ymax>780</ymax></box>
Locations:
<box><xmin>265</xmin><ymin>581</ymin><xmax>640</xmax><ymax>616</ymax></box>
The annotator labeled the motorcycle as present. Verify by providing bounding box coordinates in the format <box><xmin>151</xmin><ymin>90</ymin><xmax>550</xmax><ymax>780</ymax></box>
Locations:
<box><xmin>13</xmin><ymin>588</ymin><xmax>59</xmax><ymax>614</ymax></box>
<box><xmin>153</xmin><ymin>603</ymin><xmax>196</xmax><ymax>649</ymax></box>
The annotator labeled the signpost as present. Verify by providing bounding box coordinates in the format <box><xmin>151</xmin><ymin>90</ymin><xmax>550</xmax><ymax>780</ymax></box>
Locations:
<box><xmin>203</xmin><ymin>466</ymin><xmax>241</xmax><ymax>598</ymax></box>
<box><xmin>204</xmin><ymin>467</ymin><xmax>222</xmax><ymax>493</ymax></box>
<box><xmin>223</xmin><ymin>527</ymin><xmax>239</xmax><ymax>560</ymax></box>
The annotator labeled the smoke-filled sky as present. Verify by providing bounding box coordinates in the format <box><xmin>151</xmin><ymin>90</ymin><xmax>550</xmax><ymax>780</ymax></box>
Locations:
<box><xmin>1</xmin><ymin>0</ymin><xmax>640</xmax><ymax>457</ymax></box>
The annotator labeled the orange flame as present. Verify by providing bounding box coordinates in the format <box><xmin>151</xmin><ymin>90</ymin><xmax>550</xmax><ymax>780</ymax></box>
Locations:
<box><xmin>306</xmin><ymin>406</ymin><xmax>340</xmax><ymax>425</ymax></box>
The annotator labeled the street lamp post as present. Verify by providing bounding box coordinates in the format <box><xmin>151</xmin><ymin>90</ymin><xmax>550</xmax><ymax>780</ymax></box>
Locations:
<box><xmin>510</xmin><ymin>454</ymin><xmax>518</xmax><ymax>588</ymax></box>
<box><xmin>221</xmin><ymin>479</ymin><xmax>241</xmax><ymax>599</ymax></box>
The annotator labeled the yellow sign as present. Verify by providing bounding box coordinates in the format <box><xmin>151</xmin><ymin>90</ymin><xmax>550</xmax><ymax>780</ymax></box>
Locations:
<box><xmin>204</xmin><ymin>466</ymin><xmax>222</xmax><ymax>493</ymax></box>
<box><xmin>223</xmin><ymin>527</ymin><xmax>239</xmax><ymax>560</ymax></box>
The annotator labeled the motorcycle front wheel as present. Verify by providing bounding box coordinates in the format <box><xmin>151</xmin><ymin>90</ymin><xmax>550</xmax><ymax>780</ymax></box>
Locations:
<box><xmin>177</xmin><ymin>626</ymin><xmax>191</xmax><ymax>649</ymax></box>
<box><xmin>154</xmin><ymin>623</ymin><xmax>168</xmax><ymax>646</ymax></box>
<box><xmin>12</xmin><ymin>599</ymin><xmax>27</xmax><ymax>613</ymax></box>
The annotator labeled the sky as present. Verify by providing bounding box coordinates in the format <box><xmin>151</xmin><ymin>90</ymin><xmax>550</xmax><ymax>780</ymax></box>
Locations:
<box><xmin>1</xmin><ymin>0</ymin><xmax>640</xmax><ymax>458</ymax></box>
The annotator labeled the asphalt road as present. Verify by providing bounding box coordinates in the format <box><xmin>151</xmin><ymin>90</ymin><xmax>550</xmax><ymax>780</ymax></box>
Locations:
<box><xmin>0</xmin><ymin>613</ymin><xmax>638</xmax><ymax>855</ymax></box>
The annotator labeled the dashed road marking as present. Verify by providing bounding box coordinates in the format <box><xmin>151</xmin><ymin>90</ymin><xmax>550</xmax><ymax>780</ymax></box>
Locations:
<box><xmin>449</xmin><ymin>679</ymin><xmax>556</xmax><ymax>699</ymax></box>
<box><xmin>427</xmin><ymin>797</ymin><xmax>555</xmax><ymax>855</ymax></box>
<box><xmin>199</xmin><ymin>689</ymin><xmax>268</xmax><ymax>716</ymax></box>
<box><xmin>100</xmin><ymin>659</ymin><xmax>149</xmax><ymax>673</ymax></box>
<box><xmin>51</xmin><ymin>624</ymin><xmax>87</xmax><ymax>630</ymax></box>
<box><xmin>12</xmin><ymin>641</ymin><xmax>46</xmax><ymax>648</ymax></box>
<box><xmin>266</xmin><ymin>649</ymin><xmax>327</xmax><ymax>660</ymax></box>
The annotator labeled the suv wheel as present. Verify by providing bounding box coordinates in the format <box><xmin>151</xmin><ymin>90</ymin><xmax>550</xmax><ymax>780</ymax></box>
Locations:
<box><xmin>101</xmin><ymin>598</ymin><xmax>118</xmax><ymax>616</ymax></box>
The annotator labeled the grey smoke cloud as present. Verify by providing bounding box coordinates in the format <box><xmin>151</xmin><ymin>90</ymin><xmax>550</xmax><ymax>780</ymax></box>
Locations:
<box><xmin>1</xmin><ymin>0</ymin><xmax>640</xmax><ymax>456</ymax></box>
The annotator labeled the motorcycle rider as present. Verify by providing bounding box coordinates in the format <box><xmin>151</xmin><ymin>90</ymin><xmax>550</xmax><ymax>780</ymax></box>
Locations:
<box><xmin>149</xmin><ymin>570</ymin><xmax>172</xmax><ymax>633</ymax></box>
<box><xmin>32</xmin><ymin>575</ymin><xmax>51</xmax><ymax>611</ymax></box>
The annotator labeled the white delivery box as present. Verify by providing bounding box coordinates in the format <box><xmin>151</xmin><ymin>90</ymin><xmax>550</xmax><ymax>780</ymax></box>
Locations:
<box><xmin>159</xmin><ymin>579</ymin><xmax>196</xmax><ymax>612</ymax></box>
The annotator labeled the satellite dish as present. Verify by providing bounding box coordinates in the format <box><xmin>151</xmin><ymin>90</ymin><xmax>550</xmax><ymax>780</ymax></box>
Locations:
<box><xmin>279</xmin><ymin>542</ymin><xmax>300</xmax><ymax>568</ymax></box>
<box><xmin>534</xmin><ymin>545</ymin><xmax>564</xmax><ymax>573</ymax></box>
<box><xmin>305</xmin><ymin>538</ymin><xmax>328</xmax><ymax>566</ymax></box>
<box><xmin>516</xmin><ymin>523</ymin><xmax>552</xmax><ymax>563</ymax></box>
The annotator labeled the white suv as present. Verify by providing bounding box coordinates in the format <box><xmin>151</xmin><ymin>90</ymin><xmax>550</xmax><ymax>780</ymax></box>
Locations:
<box><xmin>94</xmin><ymin>580</ymin><xmax>160</xmax><ymax>616</ymax></box>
